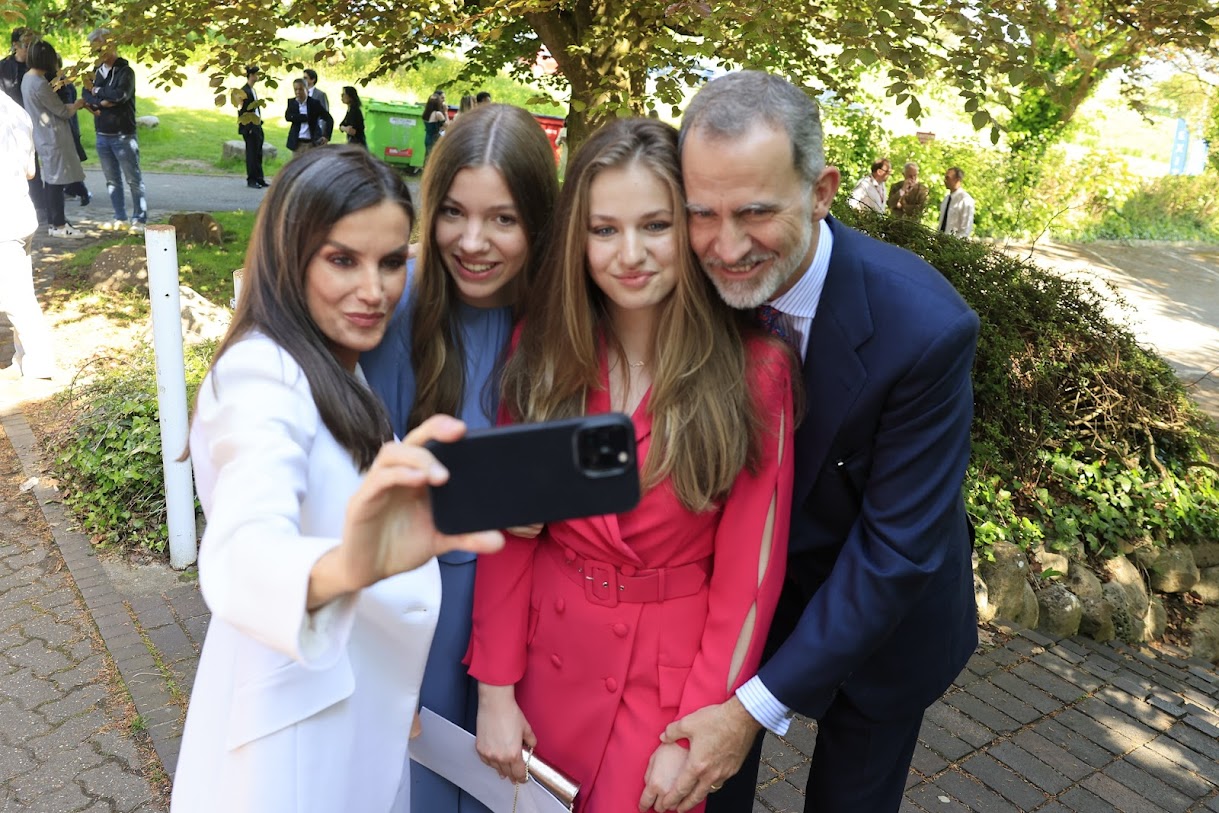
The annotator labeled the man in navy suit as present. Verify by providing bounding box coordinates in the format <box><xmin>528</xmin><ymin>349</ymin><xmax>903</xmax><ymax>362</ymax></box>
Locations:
<box><xmin>285</xmin><ymin>77</ymin><xmax>333</xmax><ymax>155</ymax></box>
<box><xmin>656</xmin><ymin>70</ymin><xmax>980</xmax><ymax>813</ymax></box>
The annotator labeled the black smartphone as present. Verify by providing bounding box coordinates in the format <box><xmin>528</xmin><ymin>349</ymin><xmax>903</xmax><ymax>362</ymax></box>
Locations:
<box><xmin>425</xmin><ymin>413</ymin><xmax>641</xmax><ymax>535</ymax></box>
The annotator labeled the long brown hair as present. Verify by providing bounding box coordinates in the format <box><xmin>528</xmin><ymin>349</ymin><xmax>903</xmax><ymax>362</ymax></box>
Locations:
<box><xmin>502</xmin><ymin>117</ymin><xmax>768</xmax><ymax>512</ymax></box>
<box><xmin>208</xmin><ymin>145</ymin><xmax>415</xmax><ymax>470</ymax></box>
<box><xmin>407</xmin><ymin>103</ymin><xmax>558</xmax><ymax>430</ymax></box>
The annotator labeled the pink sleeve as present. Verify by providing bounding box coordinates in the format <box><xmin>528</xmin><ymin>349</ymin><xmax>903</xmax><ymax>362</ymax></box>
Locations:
<box><xmin>676</xmin><ymin>341</ymin><xmax>795</xmax><ymax>718</ymax></box>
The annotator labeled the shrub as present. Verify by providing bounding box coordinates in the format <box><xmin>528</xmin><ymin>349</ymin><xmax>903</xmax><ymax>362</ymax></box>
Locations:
<box><xmin>45</xmin><ymin>342</ymin><xmax>216</xmax><ymax>554</ymax></box>
<box><xmin>1079</xmin><ymin>173</ymin><xmax>1219</xmax><ymax>242</ymax></box>
<box><xmin>839</xmin><ymin>206</ymin><xmax>1219</xmax><ymax>559</ymax></box>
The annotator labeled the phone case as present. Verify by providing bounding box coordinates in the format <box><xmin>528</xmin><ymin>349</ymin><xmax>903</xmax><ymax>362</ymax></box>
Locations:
<box><xmin>426</xmin><ymin>413</ymin><xmax>641</xmax><ymax>535</ymax></box>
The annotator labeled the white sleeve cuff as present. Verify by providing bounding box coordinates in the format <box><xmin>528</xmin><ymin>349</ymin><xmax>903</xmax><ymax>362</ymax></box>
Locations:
<box><xmin>736</xmin><ymin>676</ymin><xmax>793</xmax><ymax>736</ymax></box>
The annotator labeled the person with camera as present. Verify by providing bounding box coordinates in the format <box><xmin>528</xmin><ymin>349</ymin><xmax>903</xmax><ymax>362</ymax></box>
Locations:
<box><xmin>467</xmin><ymin>117</ymin><xmax>796</xmax><ymax>813</ymax></box>
<box><xmin>360</xmin><ymin>103</ymin><xmax>558</xmax><ymax>813</ymax></box>
<box><xmin>170</xmin><ymin>146</ymin><xmax>504</xmax><ymax>813</ymax></box>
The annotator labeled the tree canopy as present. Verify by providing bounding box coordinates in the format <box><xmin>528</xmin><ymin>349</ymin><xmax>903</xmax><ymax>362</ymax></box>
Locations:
<box><xmin>11</xmin><ymin>0</ymin><xmax>1219</xmax><ymax>148</ymax></box>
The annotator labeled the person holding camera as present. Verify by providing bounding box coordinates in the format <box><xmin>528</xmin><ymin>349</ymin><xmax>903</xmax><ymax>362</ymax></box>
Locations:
<box><xmin>360</xmin><ymin>103</ymin><xmax>558</xmax><ymax>813</ymax></box>
<box><xmin>170</xmin><ymin>146</ymin><xmax>504</xmax><ymax>813</ymax></box>
<box><xmin>467</xmin><ymin>117</ymin><xmax>796</xmax><ymax>813</ymax></box>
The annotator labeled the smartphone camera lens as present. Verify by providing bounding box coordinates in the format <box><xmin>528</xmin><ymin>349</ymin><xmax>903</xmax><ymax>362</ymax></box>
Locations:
<box><xmin>577</xmin><ymin>424</ymin><xmax>631</xmax><ymax>477</ymax></box>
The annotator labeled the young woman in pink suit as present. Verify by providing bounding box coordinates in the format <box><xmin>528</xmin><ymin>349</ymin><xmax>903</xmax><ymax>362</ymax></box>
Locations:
<box><xmin>467</xmin><ymin>118</ymin><xmax>796</xmax><ymax>813</ymax></box>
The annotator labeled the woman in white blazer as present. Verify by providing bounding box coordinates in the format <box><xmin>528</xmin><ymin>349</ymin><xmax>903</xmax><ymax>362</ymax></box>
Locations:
<box><xmin>170</xmin><ymin>146</ymin><xmax>504</xmax><ymax>813</ymax></box>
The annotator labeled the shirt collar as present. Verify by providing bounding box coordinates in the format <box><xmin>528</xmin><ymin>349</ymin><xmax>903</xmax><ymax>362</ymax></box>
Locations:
<box><xmin>769</xmin><ymin>219</ymin><xmax>833</xmax><ymax>320</ymax></box>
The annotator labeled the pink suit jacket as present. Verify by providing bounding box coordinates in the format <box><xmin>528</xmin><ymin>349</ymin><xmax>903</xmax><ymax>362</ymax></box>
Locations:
<box><xmin>468</xmin><ymin>336</ymin><xmax>794</xmax><ymax>812</ymax></box>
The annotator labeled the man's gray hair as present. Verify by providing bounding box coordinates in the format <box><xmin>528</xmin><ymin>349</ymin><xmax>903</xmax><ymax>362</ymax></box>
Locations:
<box><xmin>904</xmin><ymin>162</ymin><xmax>919</xmax><ymax>174</ymax></box>
<box><xmin>679</xmin><ymin>70</ymin><xmax>825</xmax><ymax>184</ymax></box>
<box><xmin>86</xmin><ymin>28</ymin><xmax>113</xmax><ymax>45</ymax></box>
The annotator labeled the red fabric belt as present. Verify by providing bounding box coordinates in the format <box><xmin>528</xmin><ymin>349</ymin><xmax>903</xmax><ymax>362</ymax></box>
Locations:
<box><xmin>544</xmin><ymin>543</ymin><xmax>711</xmax><ymax>608</ymax></box>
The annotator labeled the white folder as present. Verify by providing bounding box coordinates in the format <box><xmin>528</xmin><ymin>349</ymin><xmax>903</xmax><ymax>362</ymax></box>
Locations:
<box><xmin>409</xmin><ymin>707</ymin><xmax>572</xmax><ymax>813</ymax></box>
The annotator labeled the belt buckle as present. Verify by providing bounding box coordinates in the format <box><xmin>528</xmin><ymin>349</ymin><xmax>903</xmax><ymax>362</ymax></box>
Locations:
<box><xmin>583</xmin><ymin>560</ymin><xmax>619</xmax><ymax>608</ymax></box>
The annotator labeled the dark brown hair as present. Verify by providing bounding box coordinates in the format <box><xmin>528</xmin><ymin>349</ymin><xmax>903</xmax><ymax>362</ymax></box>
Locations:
<box><xmin>207</xmin><ymin>145</ymin><xmax>415</xmax><ymax>470</ymax></box>
<box><xmin>407</xmin><ymin>103</ymin><xmax>558</xmax><ymax>430</ymax></box>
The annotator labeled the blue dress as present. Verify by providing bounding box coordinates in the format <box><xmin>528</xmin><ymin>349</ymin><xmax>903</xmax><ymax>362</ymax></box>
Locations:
<box><xmin>362</xmin><ymin>264</ymin><xmax>511</xmax><ymax>813</ymax></box>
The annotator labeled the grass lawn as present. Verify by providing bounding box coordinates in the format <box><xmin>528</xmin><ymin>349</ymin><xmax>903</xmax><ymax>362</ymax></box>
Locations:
<box><xmin>126</xmin><ymin>99</ymin><xmax>292</xmax><ymax>176</ymax></box>
<box><xmin>56</xmin><ymin>211</ymin><xmax>258</xmax><ymax>309</ymax></box>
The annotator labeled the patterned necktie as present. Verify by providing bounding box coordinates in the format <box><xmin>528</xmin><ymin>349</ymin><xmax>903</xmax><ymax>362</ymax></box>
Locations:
<box><xmin>757</xmin><ymin>304</ymin><xmax>795</xmax><ymax>349</ymax></box>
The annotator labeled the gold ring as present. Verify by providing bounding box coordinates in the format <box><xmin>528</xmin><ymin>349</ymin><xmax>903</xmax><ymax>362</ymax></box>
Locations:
<box><xmin>710</xmin><ymin>784</ymin><xmax>722</xmax><ymax>791</ymax></box>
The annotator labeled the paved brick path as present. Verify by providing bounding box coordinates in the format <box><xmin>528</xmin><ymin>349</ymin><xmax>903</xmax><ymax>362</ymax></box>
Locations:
<box><xmin>2</xmin><ymin>403</ymin><xmax>1218</xmax><ymax>812</ymax></box>
<box><xmin>0</xmin><ymin>417</ymin><xmax>163</xmax><ymax>812</ymax></box>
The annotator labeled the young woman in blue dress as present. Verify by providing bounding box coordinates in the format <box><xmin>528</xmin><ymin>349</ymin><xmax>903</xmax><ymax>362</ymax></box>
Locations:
<box><xmin>361</xmin><ymin>102</ymin><xmax>559</xmax><ymax>813</ymax></box>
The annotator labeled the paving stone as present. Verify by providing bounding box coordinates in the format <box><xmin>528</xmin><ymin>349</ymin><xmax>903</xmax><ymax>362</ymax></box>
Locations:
<box><xmin>1013</xmin><ymin>661</ymin><xmax>1089</xmax><ymax>703</ymax></box>
<box><xmin>761</xmin><ymin>738</ymin><xmax>803</xmax><ymax>772</ymax></box>
<box><xmin>987</xmin><ymin>740</ymin><xmax>1073</xmax><ymax>794</ymax></box>
<box><xmin>1058</xmin><ymin>785</ymin><xmax>1121</xmax><ymax>812</ymax></box>
<box><xmin>1019</xmin><ymin>629</ymin><xmax>1057</xmax><ymax>647</ymax></box>
<box><xmin>1080</xmin><ymin>772</ymin><xmax>1172</xmax><ymax>813</ymax></box>
<box><xmin>758</xmin><ymin>777</ymin><xmax>804</xmax><ymax>812</ymax></box>
<box><xmin>918</xmin><ymin>719</ymin><xmax>974</xmax><ymax>761</ymax></box>
<box><xmin>990</xmin><ymin>670</ymin><xmax>1064</xmax><ymax>715</ymax></box>
<box><xmin>7</xmin><ymin>666</ymin><xmax>66</xmax><ymax>710</ymax></box>
<box><xmin>964</xmin><ymin>680</ymin><xmax>1043</xmax><ymax>725</ymax></box>
<box><xmin>1010</xmin><ymin>728</ymin><xmax>1094</xmax><ymax>780</ymax></box>
<box><xmin>77</xmin><ymin>762</ymin><xmax>155</xmax><ymax>807</ymax></box>
<box><xmin>38</xmin><ymin>683</ymin><xmax>108</xmax><ymax>725</ymax></box>
<box><xmin>1184</xmin><ymin>713</ymin><xmax>1219</xmax><ymax>738</ymax></box>
<box><xmin>0</xmin><ymin>742</ymin><xmax>35</xmax><ymax>782</ymax></box>
<box><xmin>909</xmin><ymin>743</ymin><xmax>948</xmax><ymax>778</ymax></box>
<box><xmin>1123</xmin><ymin>745</ymin><xmax>1215</xmax><ymax>804</ymax></box>
<box><xmin>779</xmin><ymin>718</ymin><xmax>817</xmax><ymax>756</ymax></box>
<box><xmin>960</xmin><ymin>752</ymin><xmax>1050</xmax><ymax>809</ymax></box>
<box><xmin>1165</xmin><ymin>721</ymin><xmax>1219</xmax><ymax>761</ymax></box>
<box><xmin>1085</xmin><ymin>689</ymin><xmax>1177</xmax><ymax>734</ymax></box>
<box><xmin>1077</xmin><ymin>692</ymin><xmax>1160</xmax><ymax>745</ymax></box>
<box><xmin>946</xmin><ymin>691</ymin><xmax>1022</xmax><ymax>733</ymax></box>
<box><xmin>6</xmin><ymin>639</ymin><xmax>71</xmax><ymax>677</ymax></box>
<box><xmin>905</xmin><ymin>782</ymin><xmax>972</xmax><ymax>811</ymax></box>
<box><xmin>1058</xmin><ymin>706</ymin><xmax>1152</xmax><ymax>755</ymax></box>
<box><xmin>931</xmin><ymin>768</ymin><xmax>1020</xmax><ymax>812</ymax></box>
<box><xmin>1146</xmin><ymin>696</ymin><xmax>1188</xmax><ymax>718</ymax></box>
<box><xmin>1101</xmin><ymin>758</ymin><xmax>1192</xmax><ymax>813</ymax></box>
<box><xmin>1034</xmin><ymin>652</ymin><xmax>1105</xmax><ymax>693</ymax></box>
<box><xmin>1145</xmin><ymin>731</ymin><xmax>1219</xmax><ymax>786</ymax></box>
<box><xmin>21</xmin><ymin>779</ymin><xmax>92</xmax><ymax>813</ymax></box>
<box><xmin>1050</xmin><ymin>644</ymin><xmax>1087</xmax><ymax>665</ymax></box>
<box><xmin>923</xmin><ymin>703</ymin><xmax>997</xmax><ymax>748</ymax></box>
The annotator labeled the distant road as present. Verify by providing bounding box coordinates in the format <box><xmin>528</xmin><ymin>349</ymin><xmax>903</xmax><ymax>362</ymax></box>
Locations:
<box><xmin>75</xmin><ymin>168</ymin><xmax>422</xmax><ymax>223</ymax></box>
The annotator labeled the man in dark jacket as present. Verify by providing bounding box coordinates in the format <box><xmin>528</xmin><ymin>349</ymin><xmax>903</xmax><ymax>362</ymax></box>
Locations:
<box><xmin>83</xmin><ymin>28</ymin><xmax>146</xmax><ymax>231</ymax></box>
<box><xmin>0</xmin><ymin>27</ymin><xmax>31</xmax><ymax>105</ymax></box>
<box><xmin>285</xmin><ymin>77</ymin><xmax>333</xmax><ymax>155</ymax></box>
<box><xmin>238</xmin><ymin>65</ymin><xmax>268</xmax><ymax>188</ymax></box>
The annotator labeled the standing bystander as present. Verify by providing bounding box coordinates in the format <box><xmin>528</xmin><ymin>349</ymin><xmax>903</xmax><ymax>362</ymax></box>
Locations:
<box><xmin>847</xmin><ymin>157</ymin><xmax>890</xmax><ymax>213</ymax></box>
<box><xmin>0</xmin><ymin>90</ymin><xmax>59</xmax><ymax>379</ymax></box>
<box><xmin>237</xmin><ymin>65</ymin><xmax>268</xmax><ymax>188</ymax></box>
<box><xmin>2</xmin><ymin>28</ymin><xmax>46</xmax><ymax>224</ymax></box>
<box><xmin>83</xmin><ymin>28</ymin><xmax>147</xmax><ymax>232</ymax></box>
<box><xmin>887</xmin><ymin>161</ymin><xmax>929</xmax><ymax>220</ymax></box>
<box><xmin>938</xmin><ymin>166</ymin><xmax>975</xmax><ymax>238</ymax></box>
<box><xmin>303</xmin><ymin>68</ymin><xmax>329</xmax><ymax>112</ymax></box>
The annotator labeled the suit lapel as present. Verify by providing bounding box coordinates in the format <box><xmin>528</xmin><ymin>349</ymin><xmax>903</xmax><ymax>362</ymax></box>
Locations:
<box><xmin>792</xmin><ymin>219</ymin><xmax>871</xmax><ymax>503</ymax></box>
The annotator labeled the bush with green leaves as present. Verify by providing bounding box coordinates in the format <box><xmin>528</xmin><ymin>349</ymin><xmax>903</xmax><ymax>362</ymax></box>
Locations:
<box><xmin>47</xmin><ymin>342</ymin><xmax>216</xmax><ymax>554</ymax></box>
<box><xmin>840</xmin><ymin>206</ymin><xmax>1219</xmax><ymax>560</ymax></box>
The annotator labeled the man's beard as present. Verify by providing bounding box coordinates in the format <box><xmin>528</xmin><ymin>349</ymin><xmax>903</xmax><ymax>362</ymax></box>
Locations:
<box><xmin>702</xmin><ymin>222</ymin><xmax>815</xmax><ymax>309</ymax></box>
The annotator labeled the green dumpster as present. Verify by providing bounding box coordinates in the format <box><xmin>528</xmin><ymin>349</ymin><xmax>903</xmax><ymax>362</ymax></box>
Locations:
<box><xmin>365</xmin><ymin>100</ymin><xmax>426</xmax><ymax>171</ymax></box>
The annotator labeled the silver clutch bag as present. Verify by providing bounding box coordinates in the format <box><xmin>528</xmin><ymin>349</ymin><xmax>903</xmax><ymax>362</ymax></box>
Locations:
<box><xmin>523</xmin><ymin>747</ymin><xmax>580</xmax><ymax>810</ymax></box>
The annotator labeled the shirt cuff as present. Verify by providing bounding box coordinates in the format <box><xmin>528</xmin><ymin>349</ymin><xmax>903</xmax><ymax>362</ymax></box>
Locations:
<box><xmin>735</xmin><ymin>676</ymin><xmax>793</xmax><ymax>736</ymax></box>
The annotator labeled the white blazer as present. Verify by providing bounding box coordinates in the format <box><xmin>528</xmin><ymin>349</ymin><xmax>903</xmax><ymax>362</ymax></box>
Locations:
<box><xmin>171</xmin><ymin>334</ymin><xmax>440</xmax><ymax>813</ymax></box>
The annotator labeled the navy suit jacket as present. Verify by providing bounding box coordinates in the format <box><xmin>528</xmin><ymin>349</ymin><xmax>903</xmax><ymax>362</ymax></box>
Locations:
<box><xmin>757</xmin><ymin>217</ymin><xmax>980</xmax><ymax>722</ymax></box>
<box><xmin>285</xmin><ymin>96</ymin><xmax>334</xmax><ymax>150</ymax></box>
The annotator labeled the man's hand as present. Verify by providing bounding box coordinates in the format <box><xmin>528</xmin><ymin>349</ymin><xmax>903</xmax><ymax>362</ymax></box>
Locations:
<box><xmin>656</xmin><ymin>696</ymin><xmax>762</xmax><ymax>813</ymax></box>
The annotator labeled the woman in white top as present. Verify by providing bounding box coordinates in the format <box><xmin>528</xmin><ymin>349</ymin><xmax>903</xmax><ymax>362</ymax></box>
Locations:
<box><xmin>171</xmin><ymin>145</ymin><xmax>504</xmax><ymax>813</ymax></box>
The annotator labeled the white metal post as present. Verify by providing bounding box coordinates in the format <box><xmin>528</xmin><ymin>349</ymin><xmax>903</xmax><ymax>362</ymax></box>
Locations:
<box><xmin>145</xmin><ymin>226</ymin><xmax>198</xmax><ymax>569</ymax></box>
